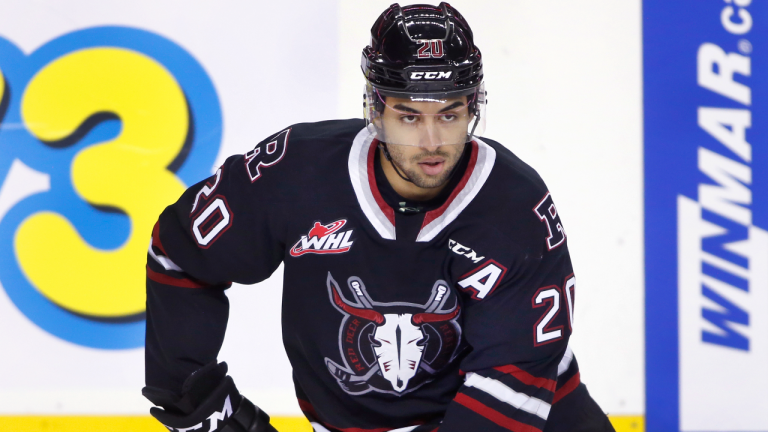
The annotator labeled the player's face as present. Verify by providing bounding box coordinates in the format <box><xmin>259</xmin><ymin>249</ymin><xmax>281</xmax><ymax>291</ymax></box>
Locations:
<box><xmin>380</xmin><ymin>96</ymin><xmax>469</xmax><ymax>188</ymax></box>
<box><xmin>379</xmin><ymin>96</ymin><xmax>471</xmax><ymax>148</ymax></box>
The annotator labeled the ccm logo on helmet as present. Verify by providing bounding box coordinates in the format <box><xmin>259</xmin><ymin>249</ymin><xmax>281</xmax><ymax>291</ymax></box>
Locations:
<box><xmin>410</xmin><ymin>71</ymin><xmax>453</xmax><ymax>80</ymax></box>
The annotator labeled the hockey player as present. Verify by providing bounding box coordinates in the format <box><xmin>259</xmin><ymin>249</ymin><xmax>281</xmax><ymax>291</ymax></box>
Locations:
<box><xmin>143</xmin><ymin>3</ymin><xmax>615</xmax><ymax>431</ymax></box>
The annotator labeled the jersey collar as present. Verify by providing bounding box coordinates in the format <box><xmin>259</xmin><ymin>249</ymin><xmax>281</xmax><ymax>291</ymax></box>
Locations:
<box><xmin>348</xmin><ymin>126</ymin><xmax>496</xmax><ymax>242</ymax></box>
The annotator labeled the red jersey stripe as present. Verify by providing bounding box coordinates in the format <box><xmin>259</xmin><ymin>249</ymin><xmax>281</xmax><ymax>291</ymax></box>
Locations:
<box><xmin>454</xmin><ymin>393</ymin><xmax>542</xmax><ymax>432</ymax></box>
<box><xmin>146</xmin><ymin>266</ymin><xmax>207</xmax><ymax>289</ymax></box>
<box><xmin>298</xmin><ymin>399</ymin><xmax>393</xmax><ymax>432</ymax></box>
<box><xmin>297</xmin><ymin>399</ymin><xmax>318</xmax><ymax>418</ymax></box>
<box><xmin>552</xmin><ymin>372</ymin><xmax>581</xmax><ymax>404</ymax></box>
<box><xmin>367</xmin><ymin>139</ymin><xmax>395</xmax><ymax>226</ymax></box>
<box><xmin>493</xmin><ymin>365</ymin><xmax>557</xmax><ymax>393</ymax></box>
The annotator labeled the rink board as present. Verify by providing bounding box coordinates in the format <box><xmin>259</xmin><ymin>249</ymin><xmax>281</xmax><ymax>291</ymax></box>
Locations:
<box><xmin>644</xmin><ymin>0</ymin><xmax>768</xmax><ymax>431</ymax></box>
<box><xmin>0</xmin><ymin>415</ymin><xmax>643</xmax><ymax>432</ymax></box>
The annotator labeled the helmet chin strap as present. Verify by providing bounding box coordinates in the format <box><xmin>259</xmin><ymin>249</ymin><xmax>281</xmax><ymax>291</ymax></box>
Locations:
<box><xmin>378</xmin><ymin>142</ymin><xmax>414</xmax><ymax>184</ymax></box>
<box><xmin>467</xmin><ymin>109</ymin><xmax>482</xmax><ymax>141</ymax></box>
<box><xmin>378</xmin><ymin>141</ymin><xmax>469</xmax><ymax>191</ymax></box>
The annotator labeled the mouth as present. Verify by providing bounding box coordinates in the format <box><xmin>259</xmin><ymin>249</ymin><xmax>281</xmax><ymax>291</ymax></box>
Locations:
<box><xmin>417</xmin><ymin>158</ymin><xmax>446</xmax><ymax>176</ymax></box>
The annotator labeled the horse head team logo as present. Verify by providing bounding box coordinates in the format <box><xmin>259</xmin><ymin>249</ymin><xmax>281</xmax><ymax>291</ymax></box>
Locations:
<box><xmin>324</xmin><ymin>273</ymin><xmax>462</xmax><ymax>395</ymax></box>
<box><xmin>0</xmin><ymin>27</ymin><xmax>221</xmax><ymax>349</ymax></box>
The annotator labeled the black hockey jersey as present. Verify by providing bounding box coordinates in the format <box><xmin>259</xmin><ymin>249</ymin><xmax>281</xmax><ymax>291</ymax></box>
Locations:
<box><xmin>145</xmin><ymin>119</ymin><xmax>601</xmax><ymax>432</ymax></box>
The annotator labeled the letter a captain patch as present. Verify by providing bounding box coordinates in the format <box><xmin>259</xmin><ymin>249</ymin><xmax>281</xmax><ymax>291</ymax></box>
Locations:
<box><xmin>458</xmin><ymin>260</ymin><xmax>507</xmax><ymax>300</ymax></box>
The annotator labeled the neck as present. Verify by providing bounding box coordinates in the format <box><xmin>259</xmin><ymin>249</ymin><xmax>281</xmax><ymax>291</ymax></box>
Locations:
<box><xmin>379</xmin><ymin>148</ymin><xmax>447</xmax><ymax>201</ymax></box>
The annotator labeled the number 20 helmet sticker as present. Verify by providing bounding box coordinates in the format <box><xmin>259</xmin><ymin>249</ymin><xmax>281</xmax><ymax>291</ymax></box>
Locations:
<box><xmin>0</xmin><ymin>27</ymin><xmax>222</xmax><ymax>349</ymax></box>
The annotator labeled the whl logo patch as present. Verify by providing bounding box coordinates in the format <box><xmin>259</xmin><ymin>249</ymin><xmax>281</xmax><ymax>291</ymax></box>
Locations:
<box><xmin>290</xmin><ymin>219</ymin><xmax>354</xmax><ymax>257</ymax></box>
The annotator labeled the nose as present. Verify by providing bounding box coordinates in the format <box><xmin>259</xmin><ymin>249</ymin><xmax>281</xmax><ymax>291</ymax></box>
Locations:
<box><xmin>420</xmin><ymin>119</ymin><xmax>441</xmax><ymax>151</ymax></box>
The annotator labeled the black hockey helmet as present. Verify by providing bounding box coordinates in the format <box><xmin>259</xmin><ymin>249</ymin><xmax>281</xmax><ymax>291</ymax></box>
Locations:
<box><xmin>362</xmin><ymin>2</ymin><xmax>483</xmax><ymax>93</ymax></box>
<box><xmin>362</xmin><ymin>2</ymin><xmax>486</xmax><ymax>147</ymax></box>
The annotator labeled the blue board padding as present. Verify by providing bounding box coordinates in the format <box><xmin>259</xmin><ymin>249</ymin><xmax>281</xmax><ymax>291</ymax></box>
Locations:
<box><xmin>644</xmin><ymin>1</ymin><xmax>768</xmax><ymax>430</ymax></box>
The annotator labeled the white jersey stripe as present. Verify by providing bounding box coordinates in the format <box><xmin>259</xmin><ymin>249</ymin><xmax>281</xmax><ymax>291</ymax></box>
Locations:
<box><xmin>465</xmin><ymin>372</ymin><xmax>551</xmax><ymax>420</ymax></box>
<box><xmin>311</xmin><ymin>422</ymin><xmax>331</xmax><ymax>432</ymax></box>
<box><xmin>348</xmin><ymin>127</ymin><xmax>396</xmax><ymax>240</ymax></box>
<box><xmin>148</xmin><ymin>237</ymin><xmax>182</xmax><ymax>272</ymax></box>
<box><xmin>416</xmin><ymin>138</ymin><xmax>496</xmax><ymax>242</ymax></box>
<box><xmin>348</xmin><ymin>128</ymin><xmax>496</xmax><ymax>242</ymax></box>
<box><xmin>557</xmin><ymin>345</ymin><xmax>574</xmax><ymax>377</ymax></box>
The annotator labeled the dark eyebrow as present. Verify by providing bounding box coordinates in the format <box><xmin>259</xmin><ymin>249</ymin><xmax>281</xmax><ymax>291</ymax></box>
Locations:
<box><xmin>392</xmin><ymin>104</ymin><xmax>421</xmax><ymax>114</ymax></box>
<box><xmin>438</xmin><ymin>101</ymin><xmax>466</xmax><ymax>113</ymax></box>
<box><xmin>392</xmin><ymin>101</ymin><xmax>465</xmax><ymax>115</ymax></box>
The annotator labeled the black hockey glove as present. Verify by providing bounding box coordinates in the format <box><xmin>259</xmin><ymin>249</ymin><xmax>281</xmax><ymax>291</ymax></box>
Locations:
<box><xmin>143</xmin><ymin>361</ymin><xmax>277</xmax><ymax>432</ymax></box>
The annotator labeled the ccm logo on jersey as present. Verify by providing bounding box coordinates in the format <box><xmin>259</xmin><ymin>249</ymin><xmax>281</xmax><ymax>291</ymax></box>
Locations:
<box><xmin>448</xmin><ymin>239</ymin><xmax>484</xmax><ymax>263</ymax></box>
<box><xmin>290</xmin><ymin>219</ymin><xmax>354</xmax><ymax>257</ymax></box>
<box><xmin>410</xmin><ymin>71</ymin><xmax>452</xmax><ymax>80</ymax></box>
